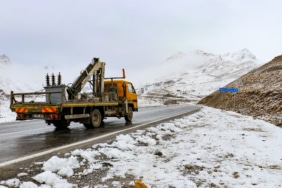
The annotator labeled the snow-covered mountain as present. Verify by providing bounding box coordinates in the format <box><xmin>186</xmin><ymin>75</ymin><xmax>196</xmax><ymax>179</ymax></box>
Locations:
<box><xmin>138</xmin><ymin>49</ymin><xmax>259</xmax><ymax>105</ymax></box>
<box><xmin>0</xmin><ymin>55</ymin><xmax>13</xmax><ymax>99</ymax></box>
<box><xmin>0</xmin><ymin>54</ymin><xmax>11</xmax><ymax>65</ymax></box>
<box><xmin>0</xmin><ymin>55</ymin><xmax>44</xmax><ymax>94</ymax></box>
<box><xmin>222</xmin><ymin>48</ymin><xmax>257</xmax><ymax>63</ymax></box>
<box><xmin>0</xmin><ymin>55</ymin><xmax>49</xmax><ymax>119</ymax></box>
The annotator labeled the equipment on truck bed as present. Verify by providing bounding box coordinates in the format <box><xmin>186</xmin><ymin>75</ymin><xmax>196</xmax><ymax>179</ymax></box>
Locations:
<box><xmin>10</xmin><ymin>57</ymin><xmax>138</xmax><ymax>129</ymax></box>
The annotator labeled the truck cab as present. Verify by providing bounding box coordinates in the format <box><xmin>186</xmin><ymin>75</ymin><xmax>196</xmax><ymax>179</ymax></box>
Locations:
<box><xmin>104</xmin><ymin>80</ymin><xmax>138</xmax><ymax>111</ymax></box>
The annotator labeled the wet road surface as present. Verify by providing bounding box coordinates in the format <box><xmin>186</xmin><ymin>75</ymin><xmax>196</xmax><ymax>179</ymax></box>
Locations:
<box><xmin>0</xmin><ymin>104</ymin><xmax>200</xmax><ymax>164</ymax></box>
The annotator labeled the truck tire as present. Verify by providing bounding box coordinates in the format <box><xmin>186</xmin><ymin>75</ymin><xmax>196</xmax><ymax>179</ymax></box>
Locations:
<box><xmin>53</xmin><ymin>118</ymin><xmax>70</xmax><ymax>129</ymax></box>
<box><xmin>90</xmin><ymin>109</ymin><xmax>102</xmax><ymax>128</ymax></box>
<box><xmin>83</xmin><ymin>123</ymin><xmax>92</xmax><ymax>129</ymax></box>
<box><xmin>124</xmin><ymin>106</ymin><xmax>133</xmax><ymax>122</ymax></box>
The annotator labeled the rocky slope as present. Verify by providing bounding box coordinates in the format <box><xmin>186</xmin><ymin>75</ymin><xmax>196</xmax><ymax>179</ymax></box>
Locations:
<box><xmin>198</xmin><ymin>55</ymin><xmax>282</xmax><ymax>126</ymax></box>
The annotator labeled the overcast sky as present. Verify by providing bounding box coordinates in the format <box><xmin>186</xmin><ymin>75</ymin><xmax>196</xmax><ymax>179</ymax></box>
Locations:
<box><xmin>1</xmin><ymin>0</ymin><xmax>282</xmax><ymax>83</ymax></box>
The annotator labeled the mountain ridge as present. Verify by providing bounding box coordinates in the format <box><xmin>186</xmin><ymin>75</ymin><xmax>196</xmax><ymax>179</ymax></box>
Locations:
<box><xmin>138</xmin><ymin>49</ymin><xmax>259</xmax><ymax>106</ymax></box>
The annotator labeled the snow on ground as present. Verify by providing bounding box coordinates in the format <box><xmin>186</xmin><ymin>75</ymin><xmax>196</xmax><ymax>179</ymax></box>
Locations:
<box><xmin>0</xmin><ymin>100</ymin><xmax>16</xmax><ymax>123</ymax></box>
<box><xmin>1</xmin><ymin>106</ymin><xmax>282</xmax><ymax>187</ymax></box>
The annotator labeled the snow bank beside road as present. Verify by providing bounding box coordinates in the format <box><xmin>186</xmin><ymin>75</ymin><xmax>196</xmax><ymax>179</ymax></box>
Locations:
<box><xmin>1</xmin><ymin>106</ymin><xmax>282</xmax><ymax>187</ymax></box>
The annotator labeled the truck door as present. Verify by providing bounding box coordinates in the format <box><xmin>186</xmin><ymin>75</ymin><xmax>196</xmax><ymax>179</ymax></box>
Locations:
<box><xmin>126</xmin><ymin>82</ymin><xmax>138</xmax><ymax>110</ymax></box>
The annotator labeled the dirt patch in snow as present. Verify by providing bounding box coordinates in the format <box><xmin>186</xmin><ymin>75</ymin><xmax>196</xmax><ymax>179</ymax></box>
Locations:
<box><xmin>198</xmin><ymin>55</ymin><xmax>282</xmax><ymax>126</ymax></box>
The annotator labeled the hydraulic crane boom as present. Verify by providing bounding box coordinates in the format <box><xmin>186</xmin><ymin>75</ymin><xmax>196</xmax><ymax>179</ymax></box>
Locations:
<box><xmin>67</xmin><ymin>57</ymin><xmax>105</xmax><ymax>100</ymax></box>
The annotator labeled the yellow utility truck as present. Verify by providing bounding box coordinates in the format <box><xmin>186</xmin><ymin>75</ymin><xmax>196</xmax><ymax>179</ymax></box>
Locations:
<box><xmin>10</xmin><ymin>57</ymin><xmax>138</xmax><ymax>128</ymax></box>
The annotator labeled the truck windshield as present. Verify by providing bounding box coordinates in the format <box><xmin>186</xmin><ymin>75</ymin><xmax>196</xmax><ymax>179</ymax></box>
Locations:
<box><xmin>128</xmin><ymin>83</ymin><xmax>136</xmax><ymax>93</ymax></box>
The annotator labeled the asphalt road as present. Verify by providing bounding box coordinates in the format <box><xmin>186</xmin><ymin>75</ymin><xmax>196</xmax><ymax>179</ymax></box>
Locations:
<box><xmin>0</xmin><ymin>104</ymin><xmax>200</xmax><ymax>165</ymax></box>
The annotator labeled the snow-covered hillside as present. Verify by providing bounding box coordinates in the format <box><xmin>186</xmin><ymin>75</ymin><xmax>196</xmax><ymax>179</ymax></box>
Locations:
<box><xmin>0</xmin><ymin>55</ymin><xmax>44</xmax><ymax>94</ymax></box>
<box><xmin>138</xmin><ymin>49</ymin><xmax>259</xmax><ymax>105</ymax></box>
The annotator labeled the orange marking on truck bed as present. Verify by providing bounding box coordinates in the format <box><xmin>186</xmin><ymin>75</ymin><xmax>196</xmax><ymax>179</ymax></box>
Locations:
<box><xmin>42</xmin><ymin>107</ymin><xmax>57</xmax><ymax>113</ymax></box>
<box><xmin>15</xmin><ymin>108</ymin><xmax>28</xmax><ymax>113</ymax></box>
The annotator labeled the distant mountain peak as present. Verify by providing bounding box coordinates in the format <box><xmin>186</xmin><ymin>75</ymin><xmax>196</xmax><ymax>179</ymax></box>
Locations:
<box><xmin>0</xmin><ymin>54</ymin><xmax>12</xmax><ymax>65</ymax></box>
<box><xmin>222</xmin><ymin>48</ymin><xmax>257</xmax><ymax>63</ymax></box>
<box><xmin>194</xmin><ymin>50</ymin><xmax>223</xmax><ymax>62</ymax></box>
<box><xmin>194</xmin><ymin>50</ymin><xmax>216</xmax><ymax>57</ymax></box>
<box><xmin>165</xmin><ymin>51</ymin><xmax>186</xmax><ymax>61</ymax></box>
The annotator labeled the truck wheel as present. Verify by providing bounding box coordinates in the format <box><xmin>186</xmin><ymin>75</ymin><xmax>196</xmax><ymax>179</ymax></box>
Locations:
<box><xmin>53</xmin><ymin>118</ymin><xmax>70</xmax><ymax>129</ymax></box>
<box><xmin>90</xmin><ymin>109</ymin><xmax>102</xmax><ymax>128</ymax></box>
<box><xmin>125</xmin><ymin>107</ymin><xmax>133</xmax><ymax>122</ymax></box>
<box><xmin>83</xmin><ymin>123</ymin><xmax>92</xmax><ymax>129</ymax></box>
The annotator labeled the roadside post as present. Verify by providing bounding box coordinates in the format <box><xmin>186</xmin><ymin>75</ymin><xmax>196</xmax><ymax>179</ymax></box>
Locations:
<box><xmin>219</xmin><ymin>87</ymin><xmax>239</xmax><ymax>111</ymax></box>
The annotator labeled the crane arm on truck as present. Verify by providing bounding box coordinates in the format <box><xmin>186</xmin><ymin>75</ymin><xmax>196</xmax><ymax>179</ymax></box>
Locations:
<box><xmin>67</xmin><ymin>57</ymin><xmax>105</xmax><ymax>100</ymax></box>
